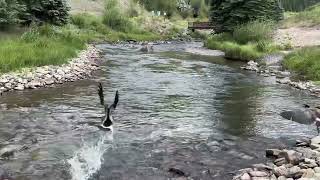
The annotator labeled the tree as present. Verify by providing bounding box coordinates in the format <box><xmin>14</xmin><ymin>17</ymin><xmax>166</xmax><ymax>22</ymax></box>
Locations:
<box><xmin>210</xmin><ymin>0</ymin><xmax>283</xmax><ymax>33</ymax></box>
<box><xmin>0</xmin><ymin>0</ymin><xmax>24</xmax><ymax>28</ymax></box>
<box><xmin>18</xmin><ymin>0</ymin><xmax>70</xmax><ymax>26</ymax></box>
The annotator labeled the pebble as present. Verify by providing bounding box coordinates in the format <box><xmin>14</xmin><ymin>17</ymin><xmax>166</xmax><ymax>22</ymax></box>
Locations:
<box><xmin>0</xmin><ymin>46</ymin><xmax>101</xmax><ymax>93</ymax></box>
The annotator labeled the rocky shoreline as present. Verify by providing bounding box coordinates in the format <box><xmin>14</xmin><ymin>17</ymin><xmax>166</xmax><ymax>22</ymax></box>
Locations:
<box><xmin>233</xmin><ymin>136</ymin><xmax>320</xmax><ymax>180</ymax></box>
<box><xmin>0</xmin><ymin>45</ymin><xmax>101</xmax><ymax>94</ymax></box>
<box><xmin>241</xmin><ymin>60</ymin><xmax>320</xmax><ymax>97</ymax></box>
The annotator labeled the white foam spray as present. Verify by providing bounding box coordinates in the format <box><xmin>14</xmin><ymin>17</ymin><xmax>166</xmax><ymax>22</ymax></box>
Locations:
<box><xmin>67</xmin><ymin>132</ymin><xmax>113</xmax><ymax>180</ymax></box>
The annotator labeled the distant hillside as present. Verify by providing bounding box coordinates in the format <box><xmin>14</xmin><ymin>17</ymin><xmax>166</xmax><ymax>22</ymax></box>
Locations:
<box><xmin>67</xmin><ymin>0</ymin><xmax>130</xmax><ymax>15</ymax></box>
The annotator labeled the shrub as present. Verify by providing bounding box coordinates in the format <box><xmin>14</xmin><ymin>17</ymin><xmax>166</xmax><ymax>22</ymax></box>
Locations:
<box><xmin>283</xmin><ymin>46</ymin><xmax>320</xmax><ymax>80</ymax></box>
<box><xmin>103</xmin><ymin>0</ymin><xmax>133</xmax><ymax>32</ymax></box>
<box><xmin>232</xmin><ymin>21</ymin><xmax>275</xmax><ymax>44</ymax></box>
<box><xmin>205</xmin><ymin>36</ymin><xmax>263</xmax><ymax>61</ymax></box>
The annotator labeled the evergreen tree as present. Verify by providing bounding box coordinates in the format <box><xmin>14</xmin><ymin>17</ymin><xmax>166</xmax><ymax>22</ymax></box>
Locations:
<box><xmin>18</xmin><ymin>0</ymin><xmax>70</xmax><ymax>26</ymax></box>
<box><xmin>0</xmin><ymin>0</ymin><xmax>24</xmax><ymax>28</ymax></box>
<box><xmin>210</xmin><ymin>0</ymin><xmax>283</xmax><ymax>33</ymax></box>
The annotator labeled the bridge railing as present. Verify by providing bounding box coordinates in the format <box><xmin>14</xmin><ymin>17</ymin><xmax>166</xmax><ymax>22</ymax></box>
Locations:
<box><xmin>188</xmin><ymin>22</ymin><xmax>214</xmax><ymax>30</ymax></box>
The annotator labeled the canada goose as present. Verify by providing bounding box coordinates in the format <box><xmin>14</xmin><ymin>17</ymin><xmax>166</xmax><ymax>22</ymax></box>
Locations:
<box><xmin>98</xmin><ymin>83</ymin><xmax>119</xmax><ymax>131</ymax></box>
<box><xmin>304</xmin><ymin>105</ymin><xmax>320</xmax><ymax>134</ymax></box>
<box><xmin>280</xmin><ymin>104</ymin><xmax>320</xmax><ymax>134</ymax></box>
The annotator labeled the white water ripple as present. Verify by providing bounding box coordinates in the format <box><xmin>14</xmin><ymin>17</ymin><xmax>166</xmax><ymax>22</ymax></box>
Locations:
<box><xmin>67</xmin><ymin>133</ymin><xmax>113</xmax><ymax>180</ymax></box>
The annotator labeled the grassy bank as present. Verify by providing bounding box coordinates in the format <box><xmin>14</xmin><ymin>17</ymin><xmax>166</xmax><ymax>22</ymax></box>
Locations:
<box><xmin>283</xmin><ymin>46</ymin><xmax>320</xmax><ymax>81</ymax></box>
<box><xmin>205</xmin><ymin>21</ymin><xmax>280</xmax><ymax>61</ymax></box>
<box><xmin>0</xmin><ymin>25</ymin><xmax>90</xmax><ymax>73</ymax></box>
<box><xmin>282</xmin><ymin>4</ymin><xmax>320</xmax><ymax>28</ymax></box>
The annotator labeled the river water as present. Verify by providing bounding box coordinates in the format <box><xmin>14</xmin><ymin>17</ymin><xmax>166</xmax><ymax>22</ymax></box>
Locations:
<box><xmin>0</xmin><ymin>42</ymin><xmax>319</xmax><ymax>180</ymax></box>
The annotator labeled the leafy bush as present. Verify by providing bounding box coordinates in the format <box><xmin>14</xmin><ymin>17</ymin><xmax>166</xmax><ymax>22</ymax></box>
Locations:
<box><xmin>103</xmin><ymin>0</ymin><xmax>133</xmax><ymax>32</ymax></box>
<box><xmin>210</xmin><ymin>0</ymin><xmax>283</xmax><ymax>33</ymax></box>
<box><xmin>283</xmin><ymin>46</ymin><xmax>320</xmax><ymax>80</ymax></box>
<box><xmin>232</xmin><ymin>21</ymin><xmax>275</xmax><ymax>44</ymax></box>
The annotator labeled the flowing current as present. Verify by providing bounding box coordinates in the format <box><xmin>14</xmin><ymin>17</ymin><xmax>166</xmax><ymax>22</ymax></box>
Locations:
<box><xmin>0</xmin><ymin>42</ymin><xmax>319</xmax><ymax>180</ymax></box>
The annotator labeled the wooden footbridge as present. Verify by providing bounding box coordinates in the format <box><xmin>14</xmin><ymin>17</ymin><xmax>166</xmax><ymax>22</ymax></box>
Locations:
<box><xmin>188</xmin><ymin>22</ymin><xmax>214</xmax><ymax>31</ymax></box>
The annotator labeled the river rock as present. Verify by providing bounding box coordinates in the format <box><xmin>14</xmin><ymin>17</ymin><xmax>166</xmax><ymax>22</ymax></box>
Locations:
<box><xmin>300</xmin><ymin>158</ymin><xmax>318</xmax><ymax>169</ymax></box>
<box><xmin>310</xmin><ymin>136</ymin><xmax>320</xmax><ymax>150</ymax></box>
<box><xmin>277</xmin><ymin>176</ymin><xmax>286</xmax><ymax>180</ymax></box>
<box><xmin>0</xmin><ymin>78</ymin><xmax>9</xmax><ymax>84</ymax></box>
<box><xmin>296</xmin><ymin>148</ymin><xmax>320</xmax><ymax>159</ymax></box>
<box><xmin>252</xmin><ymin>164</ymin><xmax>273</xmax><ymax>171</ymax></box>
<box><xmin>14</xmin><ymin>84</ymin><xmax>25</xmax><ymax>91</ymax></box>
<box><xmin>168</xmin><ymin>167</ymin><xmax>186</xmax><ymax>177</ymax></box>
<box><xmin>44</xmin><ymin>78</ymin><xmax>55</xmax><ymax>85</ymax></box>
<box><xmin>302</xmin><ymin>168</ymin><xmax>315</xmax><ymax>178</ymax></box>
<box><xmin>274</xmin><ymin>158</ymin><xmax>287</xmax><ymax>166</ymax></box>
<box><xmin>296</xmin><ymin>139</ymin><xmax>311</xmax><ymax>147</ymax></box>
<box><xmin>4</xmin><ymin>82</ymin><xmax>12</xmax><ymax>90</ymax></box>
<box><xmin>274</xmin><ymin>165</ymin><xmax>288</xmax><ymax>177</ymax></box>
<box><xmin>314</xmin><ymin>167</ymin><xmax>320</xmax><ymax>173</ymax></box>
<box><xmin>238</xmin><ymin>173</ymin><xmax>250</xmax><ymax>180</ymax></box>
<box><xmin>280</xmin><ymin>150</ymin><xmax>303</xmax><ymax>165</ymax></box>
<box><xmin>276</xmin><ymin>77</ymin><xmax>291</xmax><ymax>84</ymax></box>
<box><xmin>279</xmin><ymin>71</ymin><xmax>291</xmax><ymax>77</ymax></box>
<box><xmin>287</xmin><ymin>166</ymin><xmax>303</xmax><ymax>178</ymax></box>
<box><xmin>266</xmin><ymin>149</ymin><xmax>282</xmax><ymax>158</ymax></box>
<box><xmin>249</xmin><ymin>170</ymin><xmax>269</xmax><ymax>177</ymax></box>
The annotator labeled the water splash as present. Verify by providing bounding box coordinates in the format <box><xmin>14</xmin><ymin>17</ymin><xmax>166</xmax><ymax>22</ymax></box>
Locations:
<box><xmin>67</xmin><ymin>133</ymin><xmax>113</xmax><ymax>180</ymax></box>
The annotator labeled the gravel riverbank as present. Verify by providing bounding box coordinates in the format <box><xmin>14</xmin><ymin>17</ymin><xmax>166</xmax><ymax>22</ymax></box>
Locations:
<box><xmin>241</xmin><ymin>60</ymin><xmax>320</xmax><ymax>98</ymax></box>
<box><xmin>0</xmin><ymin>45</ymin><xmax>101</xmax><ymax>94</ymax></box>
<box><xmin>233</xmin><ymin>136</ymin><xmax>320</xmax><ymax>180</ymax></box>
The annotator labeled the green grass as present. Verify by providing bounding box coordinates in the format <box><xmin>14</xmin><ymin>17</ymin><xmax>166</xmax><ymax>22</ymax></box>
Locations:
<box><xmin>283</xmin><ymin>46</ymin><xmax>320</xmax><ymax>80</ymax></box>
<box><xmin>232</xmin><ymin>21</ymin><xmax>275</xmax><ymax>44</ymax></box>
<box><xmin>282</xmin><ymin>4</ymin><xmax>320</xmax><ymax>27</ymax></box>
<box><xmin>0</xmin><ymin>25</ymin><xmax>88</xmax><ymax>73</ymax></box>
<box><xmin>205</xmin><ymin>21</ymin><xmax>279</xmax><ymax>61</ymax></box>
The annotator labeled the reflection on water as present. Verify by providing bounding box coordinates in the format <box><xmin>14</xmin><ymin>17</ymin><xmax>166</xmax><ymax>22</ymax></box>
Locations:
<box><xmin>0</xmin><ymin>42</ymin><xmax>319</xmax><ymax>180</ymax></box>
